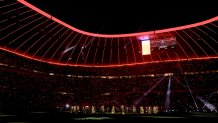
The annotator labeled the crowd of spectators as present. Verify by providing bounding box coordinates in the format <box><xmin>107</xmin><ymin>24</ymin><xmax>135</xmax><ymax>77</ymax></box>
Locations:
<box><xmin>0</xmin><ymin>50</ymin><xmax>217</xmax><ymax>113</ymax></box>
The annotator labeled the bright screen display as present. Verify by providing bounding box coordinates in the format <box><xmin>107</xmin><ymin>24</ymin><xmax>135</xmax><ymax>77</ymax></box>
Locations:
<box><xmin>141</xmin><ymin>40</ymin><xmax>151</xmax><ymax>55</ymax></box>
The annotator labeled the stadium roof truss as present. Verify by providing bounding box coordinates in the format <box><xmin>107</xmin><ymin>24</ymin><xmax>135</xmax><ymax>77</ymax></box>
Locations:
<box><xmin>0</xmin><ymin>0</ymin><xmax>218</xmax><ymax>67</ymax></box>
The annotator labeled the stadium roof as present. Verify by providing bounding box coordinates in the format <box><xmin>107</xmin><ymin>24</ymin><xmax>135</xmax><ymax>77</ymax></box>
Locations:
<box><xmin>0</xmin><ymin>0</ymin><xmax>218</xmax><ymax>67</ymax></box>
<box><xmin>26</xmin><ymin>0</ymin><xmax>218</xmax><ymax>34</ymax></box>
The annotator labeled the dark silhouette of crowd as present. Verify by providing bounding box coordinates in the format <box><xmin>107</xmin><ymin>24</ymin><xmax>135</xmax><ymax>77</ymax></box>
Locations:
<box><xmin>0</xmin><ymin>50</ymin><xmax>217</xmax><ymax>113</ymax></box>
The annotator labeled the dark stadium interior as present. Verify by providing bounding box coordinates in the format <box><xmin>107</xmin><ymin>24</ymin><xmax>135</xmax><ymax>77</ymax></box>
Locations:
<box><xmin>0</xmin><ymin>0</ymin><xmax>218</xmax><ymax>122</ymax></box>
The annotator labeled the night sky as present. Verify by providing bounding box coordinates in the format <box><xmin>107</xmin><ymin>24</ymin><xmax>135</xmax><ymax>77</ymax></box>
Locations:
<box><xmin>27</xmin><ymin>0</ymin><xmax>217</xmax><ymax>34</ymax></box>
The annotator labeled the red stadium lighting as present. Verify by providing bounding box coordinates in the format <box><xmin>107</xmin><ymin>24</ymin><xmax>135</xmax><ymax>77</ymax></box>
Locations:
<box><xmin>0</xmin><ymin>0</ymin><xmax>217</xmax><ymax>67</ymax></box>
